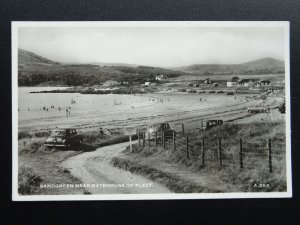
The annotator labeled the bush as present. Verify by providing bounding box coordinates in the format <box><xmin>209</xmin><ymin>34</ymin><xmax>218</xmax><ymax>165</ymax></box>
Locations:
<box><xmin>19</xmin><ymin>138</ymin><xmax>45</xmax><ymax>154</ymax></box>
<box><xmin>18</xmin><ymin>131</ymin><xmax>32</xmax><ymax>140</ymax></box>
<box><xmin>34</xmin><ymin>131</ymin><xmax>51</xmax><ymax>138</ymax></box>
<box><xmin>18</xmin><ymin>167</ymin><xmax>42</xmax><ymax>195</ymax></box>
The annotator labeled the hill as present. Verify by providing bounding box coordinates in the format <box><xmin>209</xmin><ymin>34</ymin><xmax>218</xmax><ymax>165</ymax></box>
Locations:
<box><xmin>18</xmin><ymin>48</ymin><xmax>59</xmax><ymax>65</ymax></box>
<box><xmin>18</xmin><ymin>49</ymin><xmax>181</xmax><ymax>86</ymax></box>
<box><xmin>174</xmin><ymin>58</ymin><xmax>285</xmax><ymax>75</ymax></box>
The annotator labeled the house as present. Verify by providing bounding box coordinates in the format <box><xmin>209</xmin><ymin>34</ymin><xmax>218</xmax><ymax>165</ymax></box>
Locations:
<box><xmin>259</xmin><ymin>80</ymin><xmax>271</xmax><ymax>86</ymax></box>
<box><xmin>238</xmin><ymin>79</ymin><xmax>255</xmax><ymax>87</ymax></box>
<box><xmin>144</xmin><ymin>82</ymin><xmax>151</xmax><ymax>86</ymax></box>
<box><xmin>103</xmin><ymin>80</ymin><xmax>120</xmax><ymax>87</ymax></box>
<box><xmin>227</xmin><ymin>81</ymin><xmax>237</xmax><ymax>87</ymax></box>
<box><xmin>204</xmin><ymin>78</ymin><xmax>212</xmax><ymax>84</ymax></box>
<box><xmin>155</xmin><ymin>74</ymin><xmax>168</xmax><ymax>80</ymax></box>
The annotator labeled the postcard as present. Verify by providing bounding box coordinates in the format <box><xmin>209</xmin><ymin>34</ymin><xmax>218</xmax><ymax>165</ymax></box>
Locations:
<box><xmin>12</xmin><ymin>21</ymin><xmax>291</xmax><ymax>200</ymax></box>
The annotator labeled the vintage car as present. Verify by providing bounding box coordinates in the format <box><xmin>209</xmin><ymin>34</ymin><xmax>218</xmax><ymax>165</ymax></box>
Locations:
<box><xmin>247</xmin><ymin>105</ymin><xmax>269</xmax><ymax>113</ymax></box>
<box><xmin>44</xmin><ymin>128</ymin><xmax>83</xmax><ymax>148</ymax></box>
<box><xmin>145</xmin><ymin>123</ymin><xmax>172</xmax><ymax>140</ymax></box>
<box><xmin>201</xmin><ymin>120</ymin><xmax>223</xmax><ymax>130</ymax></box>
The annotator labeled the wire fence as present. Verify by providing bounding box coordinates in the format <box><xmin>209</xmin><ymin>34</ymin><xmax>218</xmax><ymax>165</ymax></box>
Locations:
<box><xmin>137</xmin><ymin>130</ymin><xmax>285</xmax><ymax>173</ymax></box>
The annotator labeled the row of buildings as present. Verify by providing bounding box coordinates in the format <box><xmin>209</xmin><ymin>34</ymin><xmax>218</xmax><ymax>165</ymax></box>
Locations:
<box><xmin>227</xmin><ymin>79</ymin><xmax>271</xmax><ymax>87</ymax></box>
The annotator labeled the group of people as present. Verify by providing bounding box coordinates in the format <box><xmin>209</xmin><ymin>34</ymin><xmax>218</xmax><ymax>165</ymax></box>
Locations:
<box><xmin>22</xmin><ymin>104</ymin><xmax>72</xmax><ymax>118</ymax></box>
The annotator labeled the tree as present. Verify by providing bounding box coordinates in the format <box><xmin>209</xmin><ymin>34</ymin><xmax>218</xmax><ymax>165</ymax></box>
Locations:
<box><xmin>232</xmin><ymin>76</ymin><xmax>240</xmax><ymax>82</ymax></box>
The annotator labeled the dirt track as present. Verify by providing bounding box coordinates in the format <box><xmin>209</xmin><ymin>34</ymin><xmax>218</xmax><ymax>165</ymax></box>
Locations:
<box><xmin>62</xmin><ymin>141</ymin><xmax>171</xmax><ymax>194</ymax></box>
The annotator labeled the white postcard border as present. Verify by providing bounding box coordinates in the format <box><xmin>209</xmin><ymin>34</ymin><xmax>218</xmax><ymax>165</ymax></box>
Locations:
<box><xmin>12</xmin><ymin>21</ymin><xmax>292</xmax><ymax>201</ymax></box>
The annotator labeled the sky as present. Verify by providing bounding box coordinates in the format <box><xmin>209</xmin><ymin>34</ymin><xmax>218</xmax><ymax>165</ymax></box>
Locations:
<box><xmin>18</xmin><ymin>24</ymin><xmax>286</xmax><ymax>67</ymax></box>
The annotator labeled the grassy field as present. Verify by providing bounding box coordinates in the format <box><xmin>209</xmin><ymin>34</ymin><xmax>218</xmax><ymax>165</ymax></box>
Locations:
<box><xmin>18</xmin><ymin>127</ymin><xmax>134</xmax><ymax>195</ymax></box>
<box><xmin>111</xmin><ymin>121</ymin><xmax>286</xmax><ymax>193</ymax></box>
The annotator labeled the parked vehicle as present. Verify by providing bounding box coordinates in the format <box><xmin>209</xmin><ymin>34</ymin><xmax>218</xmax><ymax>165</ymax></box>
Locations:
<box><xmin>227</xmin><ymin>92</ymin><xmax>234</xmax><ymax>95</ymax></box>
<box><xmin>44</xmin><ymin>128</ymin><xmax>83</xmax><ymax>148</ymax></box>
<box><xmin>201</xmin><ymin>120</ymin><xmax>223</xmax><ymax>130</ymax></box>
<box><xmin>177</xmin><ymin>88</ymin><xmax>186</xmax><ymax>92</ymax></box>
<box><xmin>187</xmin><ymin>89</ymin><xmax>197</xmax><ymax>93</ymax></box>
<box><xmin>145</xmin><ymin>123</ymin><xmax>172</xmax><ymax>139</ymax></box>
<box><xmin>247</xmin><ymin>105</ymin><xmax>269</xmax><ymax>113</ymax></box>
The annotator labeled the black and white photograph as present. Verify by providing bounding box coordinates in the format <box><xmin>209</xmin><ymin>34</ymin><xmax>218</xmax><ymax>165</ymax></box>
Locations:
<box><xmin>12</xmin><ymin>21</ymin><xmax>291</xmax><ymax>200</ymax></box>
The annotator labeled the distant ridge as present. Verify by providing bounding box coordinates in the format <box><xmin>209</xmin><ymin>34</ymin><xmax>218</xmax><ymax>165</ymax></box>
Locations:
<box><xmin>17</xmin><ymin>49</ymin><xmax>182</xmax><ymax>86</ymax></box>
<box><xmin>174</xmin><ymin>57</ymin><xmax>285</xmax><ymax>75</ymax></box>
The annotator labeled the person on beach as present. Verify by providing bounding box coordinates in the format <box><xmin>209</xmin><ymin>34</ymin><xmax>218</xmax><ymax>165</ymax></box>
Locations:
<box><xmin>58</xmin><ymin>106</ymin><xmax>61</xmax><ymax>111</ymax></box>
<box><xmin>27</xmin><ymin>107</ymin><xmax>30</xmax><ymax>111</ymax></box>
<box><xmin>66</xmin><ymin>108</ymin><xmax>69</xmax><ymax>118</ymax></box>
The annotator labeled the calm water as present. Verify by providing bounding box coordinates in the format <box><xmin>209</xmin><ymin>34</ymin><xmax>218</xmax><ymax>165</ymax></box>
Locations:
<box><xmin>18</xmin><ymin>87</ymin><xmax>152</xmax><ymax>122</ymax></box>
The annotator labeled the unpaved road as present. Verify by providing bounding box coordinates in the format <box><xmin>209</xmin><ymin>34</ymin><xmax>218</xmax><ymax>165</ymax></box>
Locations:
<box><xmin>62</xmin><ymin>141</ymin><xmax>171</xmax><ymax>194</ymax></box>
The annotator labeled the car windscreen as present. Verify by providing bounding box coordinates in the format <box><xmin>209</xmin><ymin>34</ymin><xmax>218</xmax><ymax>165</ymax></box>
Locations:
<box><xmin>51</xmin><ymin>130</ymin><xmax>66</xmax><ymax>136</ymax></box>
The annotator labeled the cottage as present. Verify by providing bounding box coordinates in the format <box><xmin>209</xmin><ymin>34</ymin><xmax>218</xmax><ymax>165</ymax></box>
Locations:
<box><xmin>155</xmin><ymin>74</ymin><xmax>168</xmax><ymax>80</ymax></box>
<box><xmin>103</xmin><ymin>80</ymin><xmax>120</xmax><ymax>87</ymax></box>
<box><xmin>204</xmin><ymin>78</ymin><xmax>212</xmax><ymax>84</ymax></box>
<box><xmin>227</xmin><ymin>81</ymin><xmax>237</xmax><ymax>87</ymax></box>
<box><xmin>259</xmin><ymin>80</ymin><xmax>271</xmax><ymax>86</ymax></box>
<box><xmin>238</xmin><ymin>79</ymin><xmax>255</xmax><ymax>87</ymax></box>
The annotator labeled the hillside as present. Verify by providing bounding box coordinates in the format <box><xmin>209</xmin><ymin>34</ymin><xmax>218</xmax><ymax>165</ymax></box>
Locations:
<box><xmin>175</xmin><ymin>58</ymin><xmax>285</xmax><ymax>75</ymax></box>
<box><xmin>18</xmin><ymin>49</ymin><xmax>181</xmax><ymax>86</ymax></box>
<box><xmin>18</xmin><ymin>48</ymin><xmax>59</xmax><ymax>65</ymax></box>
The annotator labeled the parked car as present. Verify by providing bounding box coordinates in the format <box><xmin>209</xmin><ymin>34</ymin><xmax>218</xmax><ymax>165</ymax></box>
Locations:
<box><xmin>247</xmin><ymin>105</ymin><xmax>269</xmax><ymax>113</ymax></box>
<box><xmin>201</xmin><ymin>120</ymin><xmax>223</xmax><ymax>130</ymax></box>
<box><xmin>44</xmin><ymin>128</ymin><xmax>83</xmax><ymax>148</ymax></box>
<box><xmin>227</xmin><ymin>92</ymin><xmax>234</xmax><ymax>95</ymax></box>
<box><xmin>145</xmin><ymin>123</ymin><xmax>172</xmax><ymax>139</ymax></box>
<box><xmin>177</xmin><ymin>88</ymin><xmax>186</xmax><ymax>92</ymax></box>
<box><xmin>187</xmin><ymin>89</ymin><xmax>197</xmax><ymax>93</ymax></box>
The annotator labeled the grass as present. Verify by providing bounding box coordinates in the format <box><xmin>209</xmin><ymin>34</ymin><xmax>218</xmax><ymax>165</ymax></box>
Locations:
<box><xmin>18</xmin><ymin>167</ymin><xmax>42</xmax><ymax>195</ymax></box>
<box><xmin>17</xmin><ymin>127</ymin><xmax>137</xmax><ymax>195</ymax></box>
<box><xmin>111</xmin><ymin>157</ymin><xmax>220</xmax><ymax>193</ymax></box>
<box><xmin>111</xmin><ymin>121</ymin><xmax>287</xmax><ymax>193</ymax></box>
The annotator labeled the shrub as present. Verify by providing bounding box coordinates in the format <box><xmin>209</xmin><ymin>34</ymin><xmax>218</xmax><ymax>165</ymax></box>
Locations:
<box><xmin>18</xmin><ymin>167</ymin><xmax>42</xmax><ymax>195</ymax></box>
<box><xmin>18</xmin><ymin>131</ymin><xmax>32</xmax><ymax>140</ymax></box>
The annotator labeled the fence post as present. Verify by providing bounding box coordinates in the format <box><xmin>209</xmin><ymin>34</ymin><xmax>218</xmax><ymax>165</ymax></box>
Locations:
<box><xmin>173</xmin><ymin>130</ymin><xmax>176</xmax><ymax>151</ymax></box>
<box><xmin>182</xmin><ymin>124</ymin><xmax>185</xmax><ymax>136</ymax></box>
<box><xmin>202</xmin><ymin>139</ymin><xmax>205</xmax><ymax>166</ymax></box>
<box><xmin>218</xmin><ymin>139</ymin><xmax>222</xmax><ymax>168</ymax></box>
<box><xmin>148</xmin><ymin>131</ymin><xmax>150</xmax><ymax>147</ymax></box>
<box><xmin>138</xmin><ymin>131</ymin><xmax>141</xmax><ymax>147</ymax></box>
<box><xmin>186</xmin><ymin>136</ymin><xmax>190</xmax><ymax>159</ymax></box>
<box><xmin>163</xmin><ymin>131</ymin><xmax>166</xmax><ymax>149</ymax></box>
<box><xmin>239</xmin><ymin>139</ymin><xmax>243</xmax><ymax>169</ymax></box>
<box><xmin>155</xmin><ymin>132</ymin><xmax>157</xmax><ymax>149</ymax></box>
<box><xmin>142</xmin><ymin>132</ymin><xmax>145</xmax><ymax>147</ymax></box>
<box><xmin>161</xmin><ymin>131</ymin><xmax>163</xmax><ymax>144</ymax></box>
<box><xmin>268</xmin><ymin>139</ymin><xmax>273</xmax><ymax>173</ymax></box>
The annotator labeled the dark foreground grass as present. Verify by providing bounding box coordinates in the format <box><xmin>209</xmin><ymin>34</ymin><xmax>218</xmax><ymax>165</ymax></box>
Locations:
<box><xmin>111</xmin><ymin>157</ymin><xmax>220</xmax><ymax>193</ymax></box>
<box><xmin>111</xmin><ymin>121</ymin><xmax>287</xmax><ymax>193</ymax></box>
<box><xmin>18</xmin><ymin>128</ymin><xmax>135</xmax><ymax>195</ymax></box>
